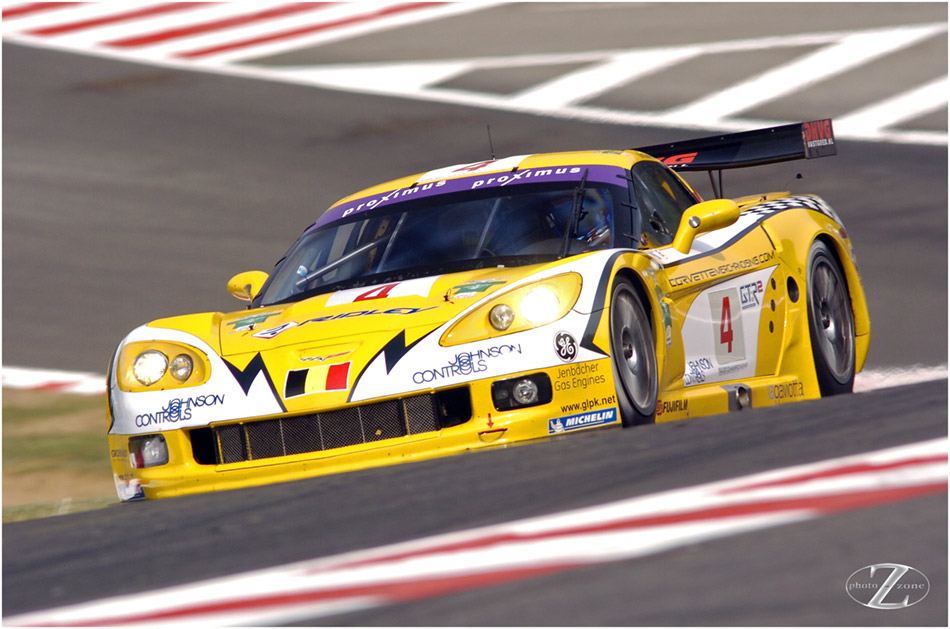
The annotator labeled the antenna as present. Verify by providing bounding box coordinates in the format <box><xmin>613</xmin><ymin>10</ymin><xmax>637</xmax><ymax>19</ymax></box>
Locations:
<box><xmin>486</xmin><ymin>124</ymin><xmax>496</xmax><ymax>160</ymax></box>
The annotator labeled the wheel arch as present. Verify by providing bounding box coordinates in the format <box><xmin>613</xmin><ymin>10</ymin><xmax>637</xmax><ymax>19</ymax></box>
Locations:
<box><xmin>605</xmin><ymin>256</ymin><xmax>667</xmax><ymax>388</ymax></box>
<box><xmin>810</xmin><ymin>232</ymin><xmax>870</xmax><ymax>372</ymax></box>
<box><xmin>612</xmin><ymin>267</ymin><xmax>655</xmax><ymax>334</ymax></box>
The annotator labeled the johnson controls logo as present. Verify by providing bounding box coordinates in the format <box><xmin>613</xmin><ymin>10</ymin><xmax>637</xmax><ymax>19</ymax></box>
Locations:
<box><xmin>846</xmin><ymin>563</ymin><xmax>929</xmax><ymax>609</ymax></box>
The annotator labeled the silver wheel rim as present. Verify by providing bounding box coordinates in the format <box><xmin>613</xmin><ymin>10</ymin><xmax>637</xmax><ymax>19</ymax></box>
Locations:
<box><xmin>611</xmin><ymin>286</ymin><xmax>657</xmax><ymax>414</ymax></box>
<box><xmin>810</xmin><ymin>258</ymin><xmax>854</xmax><ymax>382</ymax></box>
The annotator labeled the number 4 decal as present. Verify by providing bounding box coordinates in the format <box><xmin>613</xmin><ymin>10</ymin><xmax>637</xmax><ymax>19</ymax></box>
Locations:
<box><xmin>710</xmin><ymin>288</ymin><xmax>745</xmax><ymax>364</ymax></box>
<box><xmin>720</xmin><ymin>295</ymin><xmax>734</xmax><ymax>352</ymax></box>
<box><xmin>354</xmin><ymin>283</ymin><xmax>399</xmax><ymax>302</ymax></box>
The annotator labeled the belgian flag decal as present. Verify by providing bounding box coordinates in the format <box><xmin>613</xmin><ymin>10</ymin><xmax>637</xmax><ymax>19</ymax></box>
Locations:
<box><xmin>284</xmin><ymin>363</ymin><xmax>351</xmax><ymax>398</ymax></box>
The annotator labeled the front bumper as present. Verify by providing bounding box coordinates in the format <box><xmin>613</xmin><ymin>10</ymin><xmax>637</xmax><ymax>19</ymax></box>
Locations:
<box><xmin>110</xmin><ymin>359</ymin><xmax>621</xmax><ymax>500</ymax></box>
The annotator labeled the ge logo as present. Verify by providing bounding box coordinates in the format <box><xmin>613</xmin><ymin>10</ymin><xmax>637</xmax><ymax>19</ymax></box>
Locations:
<box><xmin>846</xmin><ymin>563</ymin><xmax>930</xmax><ymax>609</ymax></box>
<box><xmin>554</xmin><ymin>331</ymin><xmax>577</xmax><ymax>362</ymax></box>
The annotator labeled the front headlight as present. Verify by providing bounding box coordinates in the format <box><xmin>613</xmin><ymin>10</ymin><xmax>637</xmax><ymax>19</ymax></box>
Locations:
<box><xmin>169</xmin><ymin>354</ymin><xmax>194</xmax><ymax>381</ymax></box>
<box><xmin>132</xmin><ymin>350</ymin><xmax>168</xmax><ymax>386</ymax></box>
<box><xmin>442</xmin><ymin>273</ymin><xmax>582</xmax><ymax>346</ymax></box>
<box><xmin>117</xmin><ymin>341</ymin><xmax>210</xmax><ymax>392</ymax></box>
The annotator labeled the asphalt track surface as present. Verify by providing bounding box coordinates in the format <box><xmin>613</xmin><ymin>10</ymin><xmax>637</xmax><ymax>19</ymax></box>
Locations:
<box><xmin>2</xmin><ymin>3</ymin><xmax>948</xmax><ymax>626</ymax></box>
<box><xmin>2</xmin><ymin>381</ymin><xmax>946</xmax><ymax>624</ymax></box>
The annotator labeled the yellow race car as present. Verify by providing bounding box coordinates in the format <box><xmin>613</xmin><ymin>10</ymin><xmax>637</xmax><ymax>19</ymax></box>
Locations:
<box><xmin>108</xmin><ymin>119</ymin><xmax>868</xmax><ymax>501</ymax></box>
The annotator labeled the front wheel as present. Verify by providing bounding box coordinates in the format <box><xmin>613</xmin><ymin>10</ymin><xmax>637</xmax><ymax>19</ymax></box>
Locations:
<box><xmin>807</xmin><ymin>241</ymin><xmax>856</xmax><ymax>395</ymax></box>
<box><xmin>609</xmin><ymin>278</ymin><xmax>658</xmax><ymax>426</ymax></box>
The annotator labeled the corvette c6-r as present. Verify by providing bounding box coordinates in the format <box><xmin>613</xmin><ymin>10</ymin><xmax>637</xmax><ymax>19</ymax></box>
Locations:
<box><xmin>108</xmin><ymin>119</ymin><xmax>869</xmax><ymax>501</ymax></box>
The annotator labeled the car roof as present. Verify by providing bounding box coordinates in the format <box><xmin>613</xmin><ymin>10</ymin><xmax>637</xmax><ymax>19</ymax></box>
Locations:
<box><xmin>326</xmin><ymin>149</ymin><xmax>653</xmax><ymax>211</ymax></box>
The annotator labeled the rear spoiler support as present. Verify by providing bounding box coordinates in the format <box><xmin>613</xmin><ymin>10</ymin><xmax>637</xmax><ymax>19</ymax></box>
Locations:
<box><xmin>634</xmin><ymin>119</ymin><xmax>836</xmax><ymax>198</ymax></box>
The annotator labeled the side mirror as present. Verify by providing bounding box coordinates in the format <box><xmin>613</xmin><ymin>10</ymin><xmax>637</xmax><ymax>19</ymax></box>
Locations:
<box><xmin>671</xmin><ymin>199</ymin><xmax>741</xmax><ymax>254</ymax></box>
<box><xmin>227</xmin><ymin>271</ymin><xmax>268</xmax><ymax>302</ymax></box>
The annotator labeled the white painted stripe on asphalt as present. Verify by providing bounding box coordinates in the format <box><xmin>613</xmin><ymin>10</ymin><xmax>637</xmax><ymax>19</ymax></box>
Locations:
<box><xmin>834</xmin><ymin>76</ymin><xmax>950</xmax><ymax>137</ymax></box>
<box><xmin>506</xmin><ymin>46</ymin><xmax>705</xmax><ymax>110</ymax></box>
<box><xmin>2</xmin><ymin>3</ymin><xmax>946</xmax><ymax>146</ymax></box>
<box><xmin>15</xmin><ymin>3</ymin><xmax>246</xmax><ymax>46</ymax></box>
<box><xmin>852</xmin><ymin>364</ymin><xmax>948</xmax><ymax>392</ymax></box>
<box><xmin>658</xmin><ymin>23</ymin><xmax>947</xmax><ymax>125</ymax></box>
<box><xmin>182</xmin><ymin>2</ymin><xmax>510</xmax><ymax>65</ymax></box>
<box><xmin>265</xmin><ymin>24</ymin><xmax>948</xmax><ymax>146</ymax></box>
<box><xmin>4</xmin><ymin>438</ymin><xmax>945</xmax><ymax>626</ymax></box>
<box><xmin>98</xmin><ymin>3</ymin><xmax>346</xmax><ymax>57</ymax></box>
<box><xmin>2</xmin><ymin>366</ymin><xmax>107</xmax><ymax>395</ymax></box>
<box><xmin>1</xmin><ymin>2</ymin><xmax>506</xmax><ymax>64</ymax></box>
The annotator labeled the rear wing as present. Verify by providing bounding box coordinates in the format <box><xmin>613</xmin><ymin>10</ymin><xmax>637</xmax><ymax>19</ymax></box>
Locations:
<box><xmin>633</xmin><ymin>119</ymin><xmax>836</xmax><ymax>197</ymax></box>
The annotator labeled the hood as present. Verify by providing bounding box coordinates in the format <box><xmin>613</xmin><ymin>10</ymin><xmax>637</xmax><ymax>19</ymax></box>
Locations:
<box><xmin>217</xmin><ymin>265</ymin><xmax>544</xmax><ymax>358</ymax></box>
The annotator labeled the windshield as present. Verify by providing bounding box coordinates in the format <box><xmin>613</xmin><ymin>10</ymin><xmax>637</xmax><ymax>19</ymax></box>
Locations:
<box><xmin>259</xmin><ymin>181</ymin><xmax>623</xmax><ymax>306</ymax></box>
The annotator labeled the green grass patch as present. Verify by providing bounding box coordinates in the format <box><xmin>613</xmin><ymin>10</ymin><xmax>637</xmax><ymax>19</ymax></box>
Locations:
<box><xmin>2</xmin><ymin>393</ymin><xmax>105</xmax><ymax>426</ymax></box>
<box><xmin>3</xmin><ymin>432</ymin><xmax>111</xmax><ymax>473</ymax></box>
<box><xmin>3</xmin><ymin>497</ymin><xmax>116</xmax><ymax>523</ymax></box>
<box><xmin>3</xmin><ymin>390</ymin><xmax>116</xmax><ymax>520</ymax></box>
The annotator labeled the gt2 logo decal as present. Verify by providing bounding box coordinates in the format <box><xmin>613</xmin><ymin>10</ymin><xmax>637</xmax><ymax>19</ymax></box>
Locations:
<box><xmin>412</xmin><ymin>343</ymin><xmax>522</xmax><ymax>384</ymax></box>
<box><xmin>739</xmin><ymin>280</ymin><xmax>764</xmax><ymax>309</ymax></box>
<box><xmin>253</xmin><ymin>307</ymin><xmax>436</xmax><ymax>339</ymax></box>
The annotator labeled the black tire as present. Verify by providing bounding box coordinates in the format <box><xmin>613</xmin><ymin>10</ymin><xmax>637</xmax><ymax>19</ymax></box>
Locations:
<box><xmin>609</xmin><ymin>278</ymin><xmax>658</xmax><ymax>426</ymax></box>
<box><xmin>806</xmin><ymin>241</ymin><xmax>856</xmax><ymax>395</ymax></box>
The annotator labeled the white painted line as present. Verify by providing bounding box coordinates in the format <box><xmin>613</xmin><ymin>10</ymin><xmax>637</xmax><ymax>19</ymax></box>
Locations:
<box><xmin>100</xmin><ymin>3</ymin><xmax>348</xmax><ymax>58</ymax></box>
<box><xmin>282</xmin><ymin>59</ymin><xmax>478</xmax><ymax>94</ymax></box>
<box><xmin>506</xmin><ymin>46</ymin><xmax>704</xmax><ymax>110</ymax></box>
<box><xmin>658</xmin><ymin>23</ymin><xmax>948</xmax><ymax>126</ymax></box>
<box><xmin>4</xmin><ymin>438</ymin><xmax>945</xmax><ymax>626</ymax></box>
<box><xmin>182</xmin><ymin>2</ymin><xmax>511</xmax><ymax>66</ymax></box>
<box><xmin>853</xmin><ymin>364</ymin><xmax>948</xmax><ymax>393</ymax></box>
<box><xmin>14</xmin><ymin>3</ymin><xmax>243</xmax><ymax>48</ymax></box>
<box><xmin>834</xmin><ymin>76</ymin><xmax>950</xmax><ymax>137</ymax></box>
<box><xmin>2</xmin><ymin>8</ymin><xmax>945</xmax><ymax>146</ymax></box>
<box><xmin>2</xmin><ymin>366</ymin><xmax>106</xmax><ymax>395</ymax></box>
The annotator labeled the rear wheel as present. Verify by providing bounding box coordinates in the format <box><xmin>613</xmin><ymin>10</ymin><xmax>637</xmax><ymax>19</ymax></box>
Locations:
<box><xmin>609</xmin><ymin>278</ymin><xmax>658</xmax><ymax>426</ymax></box>
<box><xmin>807</xmin><ymin>241</ymin><xmax>855</xmax><ymax>395</ymax></box>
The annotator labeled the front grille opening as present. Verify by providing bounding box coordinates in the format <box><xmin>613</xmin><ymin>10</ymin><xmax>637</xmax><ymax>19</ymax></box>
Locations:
<box><xmin>435</xmin><ymin>387</ymin><xmax>472</xmax><ymax>428</ymax></box>
<box><xmin>191</xmin><ymin>427</ymin><xmax>217</xmax><ymax>465</ymax></box>
<box><xmin>190</xmin><ymin>388</ymin><xmax>472</xmax><ymax>465</ymax></box>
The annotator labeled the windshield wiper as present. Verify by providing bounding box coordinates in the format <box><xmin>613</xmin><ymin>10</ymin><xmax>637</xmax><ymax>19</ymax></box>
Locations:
<box><xmin>294</xmin><ymin>235</ymin><xmax>388</xmax><ymax>288</ymax></box>
<box><xmin>559</xmin><ymin>168</ymin><xmax>589</xmax><ymax>259</ymax></box>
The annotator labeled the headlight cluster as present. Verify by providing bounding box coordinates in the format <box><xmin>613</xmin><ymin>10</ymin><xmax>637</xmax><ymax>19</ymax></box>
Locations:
<box><xmin>117</xmin><ymin>341</ymin><xmax>210</xmax><ymax>392</ymax></box>
<box><xmin>442</xmin><ymin>273</ymin><xmax>582</xmax><ymax>346</ymax></box>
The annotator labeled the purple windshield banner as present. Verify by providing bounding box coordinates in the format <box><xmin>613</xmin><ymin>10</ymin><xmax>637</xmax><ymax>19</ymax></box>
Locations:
<box><xmin>308</xmin><ymin>164</ymin><xmax>627</xmax><ymax>231</ymax></box>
